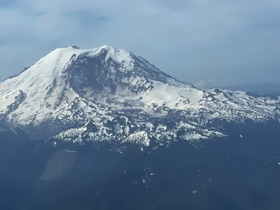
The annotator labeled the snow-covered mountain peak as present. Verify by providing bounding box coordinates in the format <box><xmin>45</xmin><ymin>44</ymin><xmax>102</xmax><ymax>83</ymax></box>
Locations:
<box><xmin>0</xmin><ymin>45</ymin><xmax>180</xmax><ymax>130</ymax></box>
<box><xmin>0</xmin><ymin>45</ymin><xmax>136</xmax><ymax>93</ymax></box>
<box><xmin>0</xmin><ymin>45</ymin><xmax>279</xmax><ymax>144</ymax></box>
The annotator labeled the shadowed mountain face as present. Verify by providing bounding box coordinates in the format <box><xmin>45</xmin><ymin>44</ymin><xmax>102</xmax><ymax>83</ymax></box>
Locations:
<box><xmin>67</xmin><ymin>48</ymin><xmax>173</xmax><ymax>95</ymax></box>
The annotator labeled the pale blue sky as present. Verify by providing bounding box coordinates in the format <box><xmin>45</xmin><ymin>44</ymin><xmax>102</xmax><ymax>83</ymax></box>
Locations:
<box><xmin>1</xmin><ymin>0</ymin><xmax>280</xmax><ymax>85</ymax></box>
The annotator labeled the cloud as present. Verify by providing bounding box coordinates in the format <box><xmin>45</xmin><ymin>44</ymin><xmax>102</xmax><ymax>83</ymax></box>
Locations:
<box><xmin>0</xmin><ymin>0</ymin><xmax>279</xmax><ymax>85</ymax></box>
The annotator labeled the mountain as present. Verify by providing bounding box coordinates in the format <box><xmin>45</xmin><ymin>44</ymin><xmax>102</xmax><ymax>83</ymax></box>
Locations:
<box><xmin>196</xmin><ymin>80</ymin><xmax>280</xmax><ymax>95</ymax></box>
<box><xmin>0</xmin><ymin>45</ymin><xmax>279</xmax><ymax>148</ymax></box>
<box><xmin>218</xmin><ymin>83</ymin><xmax>280</xmax><ymax>95</ymax></box>
<box><xmin>1</xmin><ymin>45</ymin><xmax>280</xmax><ymax>210</ymax></box>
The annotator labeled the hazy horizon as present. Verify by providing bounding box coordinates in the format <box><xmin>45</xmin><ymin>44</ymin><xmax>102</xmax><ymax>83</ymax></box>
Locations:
<box><xmin>1</xmin><ymin>0</ymin><xmax>280</xmax><ymax>86</ymax></box>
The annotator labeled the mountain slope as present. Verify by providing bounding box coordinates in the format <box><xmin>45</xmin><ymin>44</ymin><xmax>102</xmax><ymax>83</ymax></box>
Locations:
<box><xmin>0</xmin><ymin>45</ymin><xmax>279</xmax><ymax>146</ymax></box>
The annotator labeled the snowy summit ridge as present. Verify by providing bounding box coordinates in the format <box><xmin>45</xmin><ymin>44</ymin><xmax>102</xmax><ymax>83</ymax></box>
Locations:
<box><xmin>0</xmin><ymin>45</ymin><xmax>279</xmax><ymax>147</ymax></box>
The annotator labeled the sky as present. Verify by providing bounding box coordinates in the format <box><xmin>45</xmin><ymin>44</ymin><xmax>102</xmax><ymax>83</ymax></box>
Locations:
<box><xmin>0</xmin><ymin>0</ymin><xmax>280</xmax><ymax>86</ymax></box>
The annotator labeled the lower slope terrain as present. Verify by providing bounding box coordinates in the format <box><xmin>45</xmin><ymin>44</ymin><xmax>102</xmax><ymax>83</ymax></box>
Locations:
<box><xmin>0</xmin><ymin>122</ymin><xmax>280</xmax><ymax>210</ymax></box>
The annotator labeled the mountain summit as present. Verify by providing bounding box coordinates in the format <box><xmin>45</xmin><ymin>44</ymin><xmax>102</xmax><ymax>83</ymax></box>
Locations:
<box><xmin>0</xmin><ymin>45</ymin><xmax>279</xmax><ymax>147</ymax></box>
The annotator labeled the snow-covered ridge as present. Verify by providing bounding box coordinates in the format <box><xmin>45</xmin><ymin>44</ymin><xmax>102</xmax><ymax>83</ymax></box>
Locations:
<box><xmin>0</xmin><ymin>45</ymin><xmax>279</xmax><ymax>145</ymax></box>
